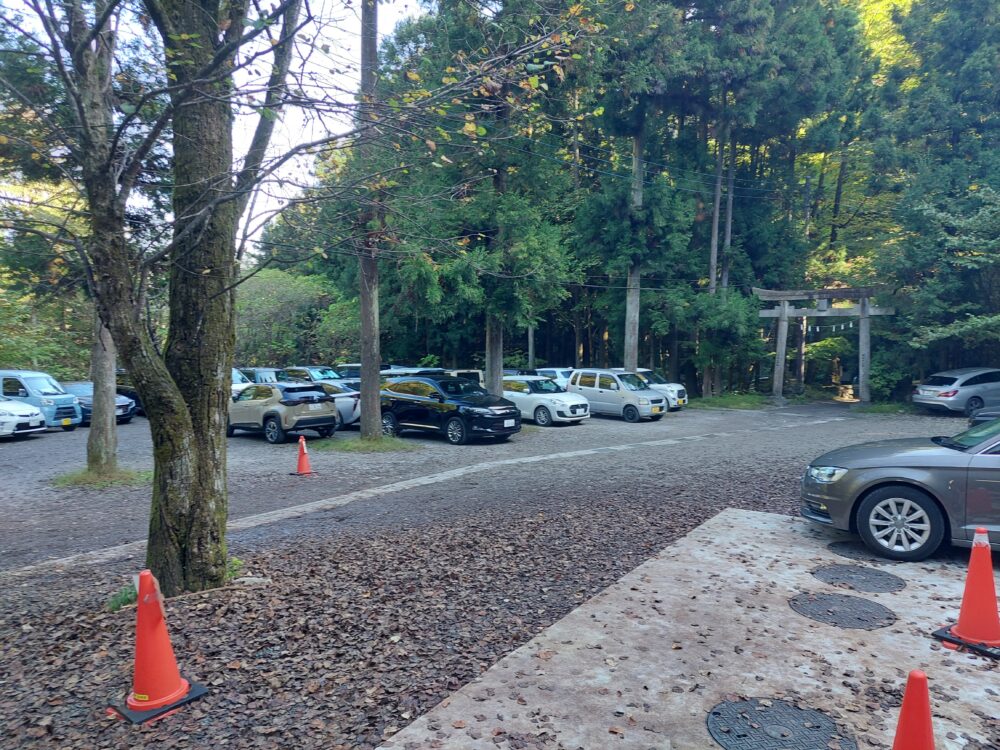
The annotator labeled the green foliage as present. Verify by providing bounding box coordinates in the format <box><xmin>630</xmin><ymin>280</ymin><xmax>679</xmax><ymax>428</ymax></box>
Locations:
<box><xmin>686</xmin><ymin>393</ymin><xmax>771</xmax><ymax>410</ymax></box>
<box><xmin>107</xmin><ymin>583</ymin><xmax>138</xmax><ymax>612</ymax></box>
<box><xmin>225</xmin><ymin>556</ymin><xmax>245</xmax><ymax>581</ymax></box>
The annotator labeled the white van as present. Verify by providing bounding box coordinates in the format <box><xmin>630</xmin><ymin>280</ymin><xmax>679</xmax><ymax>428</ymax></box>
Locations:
<box><xmin>567</xmin><ymin>369</ymin><xmax>667</xmax><ymax>422</ymax></box>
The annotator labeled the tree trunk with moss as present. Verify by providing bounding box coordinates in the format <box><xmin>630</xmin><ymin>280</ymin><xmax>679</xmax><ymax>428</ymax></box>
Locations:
<box><xmin>86</xmin><ymin>316</ymin><xmax>118</xmax><ymax>475</ymax></box>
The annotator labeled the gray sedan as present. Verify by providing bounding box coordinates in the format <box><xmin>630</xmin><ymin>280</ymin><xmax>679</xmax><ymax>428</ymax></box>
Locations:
<box><xmin>801</xmin><ymin>419</ymin><xmax>1000</xmax><ymax>560</ymax></box>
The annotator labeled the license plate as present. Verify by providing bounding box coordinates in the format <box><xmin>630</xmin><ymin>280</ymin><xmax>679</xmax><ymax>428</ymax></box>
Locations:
<box><xmin>652</xmin><ymin>406</ymin><xmax>663</xmax><ymax>413</ymax></box>
<box><xmin>31</xmin><ymin>420</ymin><xmax>41</xmax><ymax>426</ymax></box>
<box><xmin>678</xmin><ymin>399</ymin><xmax>686</xmax><ymax>405</ymax></box>
<box><xmin>308</xmin><ymin>403</ymin><xmax>323</xmax><ymax>411</ymax></box>
<box><xmin>61</xmin><ymin>418</ymin><xmax>71</xmax><ymax>425</ymax></box>
<box><xmin>503</xmin><ymin>419</ymin><xmax>515</xmax><ymax>427</ymax></box>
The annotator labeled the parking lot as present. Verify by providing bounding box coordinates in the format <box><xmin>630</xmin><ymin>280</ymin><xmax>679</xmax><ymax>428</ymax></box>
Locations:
<box><xmin>4</xmin><ymin>403</ymin><xmax>996</xmax><ymax>750</ymax></box>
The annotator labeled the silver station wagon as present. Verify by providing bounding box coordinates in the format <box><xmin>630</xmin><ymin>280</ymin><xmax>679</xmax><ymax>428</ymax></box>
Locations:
<box><xmin>911</xmin><ymin>367</ymin><xmax>1000</xmax><ymax>416</ymax></box>
<box><xmin>802</xmin><ymin>418</ymin><xmax>1000</xmax><ymax>561</ymax></box>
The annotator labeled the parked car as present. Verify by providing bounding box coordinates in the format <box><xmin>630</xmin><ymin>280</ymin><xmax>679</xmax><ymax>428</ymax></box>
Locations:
<box><xmin>442</xmin><ymin>369</ymin><xmax>485</xmax><ymax>386</ymax></box>
<box><xmin>0</xmin><ymin>369</ymin><xmax>82</xmax><ymax>431</ymax></box>
<box><xmin>239</xmin><ymin>367</ymin><xmax>283</xmax><ymax>384</ymax></box>
<box><xmin>380</xmin><ymin>375</ymin><xmax>521</xmax><ymax>445</ymax></box>
<box><xmin>227</xmin><ymin>382</ymin><xmax>340</xmax><ymax>443</ymax></box>
<box><xmin>231</xmin><ymin>367</ymin><xmax>253</xmax><ymax>396</ymax></box>
<box><xmin>911</xmin><ymin>367</ymin><xmax>1000</xmax><ymax>416</ymax></box>
<box><xmin>801</xmin><ymin>418</ymin><xmax>1000</xmax><ymax>561</ymax></box>
<box><xmin>535</xmin><ymin>367</ymin><xmax>575</xmax><ymax>388</ymax></box>
<box><xmin>0</xmin><ymin>395</ymin><xmax>47</xmax><ymax>438</ymax></box>
<box><xmin>969</xmin><ymin>410</ymin><xmax>1000</xmax><ymax>428</ymax></box>
<box><xmin>281</xmin><ymin>365</ymin><xmax>345</xmax><ymax>384</ymax></box>
<box><xmin>567</xmin><ymin>369</ymin><xmax>666</xmax><ymax>422</ymax></box>
<box><xmin>318</xmin><ymin>382</ymin><xmax>362</xmax><ymax>428</ymax></box>
<box><xmin>502</xmin><ymin>375</ymin><xmax>589</xmax><ymax>426</ymax></box>
<box><xmin>615</xmin><ymin>368</ymin><xmax>687</xmax><ymax>410</ymax></box>
<box><xmin>63</xmin><ymin>382</ymin><xmax>136</xmax><ymax>425</ymax></box>
<box><xmin>336</xmin><ymin>362</ymin><xmax>389</xmax><ymax>379</ymax></box>
<box><xmin>503</xmin><ymin>368</ymin><xmax>538</xmax><ymax>376</ymax></box>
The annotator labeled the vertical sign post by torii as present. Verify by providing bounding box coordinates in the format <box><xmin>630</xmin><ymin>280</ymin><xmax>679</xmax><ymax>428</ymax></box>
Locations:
<box><xmin>753</xmin><ymin>287</ymin><xmax>895</xmax><ymax>403</ymax></box>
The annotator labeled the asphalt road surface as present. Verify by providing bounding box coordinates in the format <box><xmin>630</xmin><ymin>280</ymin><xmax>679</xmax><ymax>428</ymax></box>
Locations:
<box><xmin>0</xmin><ymin>402</ymin><xmax>961</xmax><ymax>573</ymax></box>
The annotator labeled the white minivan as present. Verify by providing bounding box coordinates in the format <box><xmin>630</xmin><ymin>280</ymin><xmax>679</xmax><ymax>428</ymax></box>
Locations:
<box><xmin>567</xmin><ymin>369</ymin><xmax>667</xmax><ymax>422</ymax></box>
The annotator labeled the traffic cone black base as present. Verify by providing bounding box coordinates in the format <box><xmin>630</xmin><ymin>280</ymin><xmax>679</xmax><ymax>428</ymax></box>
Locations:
<box><xmin>108</xmin><ymin>681</ymin><xmax>208</xmax><ymax>724</ymax></box>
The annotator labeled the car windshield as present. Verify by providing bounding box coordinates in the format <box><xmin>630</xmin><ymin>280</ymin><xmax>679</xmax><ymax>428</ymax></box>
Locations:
<box><xmin>232</xmin><ymin>368</ymin><xmax>251</xmax><ymax>384</ymax></box>
<box><xmin>922</xmin><ymin>375</ymin><xmax>957</xmax><ymax>386</ymax></box>
<box><xmin>64</xmin><ymin>383</ymin><xmax>94</xmax><ymax>396</ymax></box>
<box><xmin>309</xmin><ymin>367</ymin><xmax>341</xmax><ymax>380</ymax></box>
<box><xmin>618</xmin><ymin>373</ymin><xmax>647</xmax><ymax>391</ymax></box>
<box><xmin>437</xmin><ymin>379</ymin><xmax>487</xmax><ymax>396</ymax></box>
<box><xmin>934</xmin><ymin>419</ymin><xmax>1000</xmax><ymax>451</ymax></box>
<box><xmin>640</xmin><ymin>370</ymin><xmax>668</xmax><ymax>384</ymax></box>
<box><xmin>529</xmin><ymin>379</ymin><xmax>565</xmax><ymax>394</ymax></box>
<box><xmin>25</xmin><ymin>376</ymin><xmax>65</xmax><ymax>395</ymax></box>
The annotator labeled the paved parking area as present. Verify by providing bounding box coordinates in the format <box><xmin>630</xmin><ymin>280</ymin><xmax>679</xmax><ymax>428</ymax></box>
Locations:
<box><xmin>0</xmin><ymin>404</ymin><xmax>963</xmax><ymax>572</ymax></box>
<box><xmin>379</xmin><ymin>510</ymin><xmax>999</xmax><ymax>750</ymax></box>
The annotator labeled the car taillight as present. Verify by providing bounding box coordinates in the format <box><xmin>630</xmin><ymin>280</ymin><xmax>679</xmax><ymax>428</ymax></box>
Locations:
<box><xmin>937</xmin><ymin>390</ymin><xmax>958</xmax><ymax>398</ymax></box>
<box><xmin>280</xmin><ymin>399</ymin><xmax>303</xmax><ymax>406</ymax></box>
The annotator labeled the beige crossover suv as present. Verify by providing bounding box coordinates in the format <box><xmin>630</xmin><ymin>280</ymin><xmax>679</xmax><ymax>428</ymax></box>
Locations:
<box><xmin>227</xmin><ymin>382</ymin><xmax>340</xmax><ymax>443</ymax></box>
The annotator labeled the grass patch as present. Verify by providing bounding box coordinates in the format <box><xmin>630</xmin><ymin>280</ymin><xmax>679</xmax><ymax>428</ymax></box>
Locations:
<box><xmin>519</xmin><ymin>424</ymin><xmax>540</xmax><ymax>434</ymax></box>
<box><xmin>53</xmin><ymin>467</ymin><xmax>153</xmax><ymax>489</ymax></box>
<box><xmin>311</xmin><ymin>435</ymin><xmax>419</xmax><ymax>453</ymax></box>
<box><xmin>225</xmin><ymin>556</ymin><xmax>245</xmax><ymax>581</ymax></box>
<box><xmin>107</xmin><ymin>582</ymin><xmax>137</xmax><ymax>612</ymax></box>
<box><xmin>686</xmin><ymin>393</ymin><xmax>771</xmax><ymax>410</ymax></box>
<box><xmin>853</xmin><ymin>402</ymin><xmax>920</xmax><ymax>415</ymax></box>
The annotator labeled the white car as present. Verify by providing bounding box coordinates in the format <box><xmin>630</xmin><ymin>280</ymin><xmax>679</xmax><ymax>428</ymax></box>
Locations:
<box><xmin>0</xmin><ymin>395</ymin><xmax>47</xmax><ymax>437</ymax></box>
<box><xmin>535</xmin><ymin>367</ymin><xmax>575</xmax><ymax>388</ymax></box>
<box><xmin>614</xmin><ymin>368</ymin><xmax>687</xmax><ymax>410</ymax></box>
<box><xmin>502</xmin><ymin>376</ymin><xmax>590</xmax><ymax>425</ymax></box>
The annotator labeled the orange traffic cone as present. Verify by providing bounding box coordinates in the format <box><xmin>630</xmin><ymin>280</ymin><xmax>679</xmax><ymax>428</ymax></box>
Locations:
<box><xmin>933</xmin><ymin>528</ymin><xmax>1000</xmax><ymax>658</ymax></box>
<box><xmin>108</xmin><ymin>570</ymin><xmax>207</xmax><ymax>723</ymax></box>
<box><xmin>891</xmin><ymin>670</ymin><xmax>935</xmax><ymax>750</ymax></box>
<box><xmin>291</xmin><ymin>434</ymin><xmax>315</xmax><ymax>476</ymax></box>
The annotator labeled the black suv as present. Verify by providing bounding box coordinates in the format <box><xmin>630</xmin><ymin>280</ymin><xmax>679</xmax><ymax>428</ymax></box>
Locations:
<box><xmin>380</xmin><ymin>376</ymin><xmax>521</xmax><ymax>445</ymax></box>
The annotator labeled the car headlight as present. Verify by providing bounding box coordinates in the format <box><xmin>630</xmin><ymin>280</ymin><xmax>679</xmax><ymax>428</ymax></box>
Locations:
<box><xmin>71</xmin><ymin>396</ymin><xmax>80</xmax><ymax>404</ymax></box>
<box><xmin>466</xmin><ymin>407</ymin><xmax>493</xmax><ymax>416</ymax></box>
<box><xmin>0</xmin><ymin>409</ymin><xmax>15</xmax><ymax>417</ymax></box>
<box><xmin>41</xmin><ymin>398</ymin><xmax>54</xmax><ymax>406</ymax></box>
<box><xmin>807</xmin><ymin>466</ymin><xmax>848</xmax><ymax>484</ymax></box>
<box><xmin>638</xmin><ymin>398</ymin><xmax>649</xmax><ymax>405</ymax></box>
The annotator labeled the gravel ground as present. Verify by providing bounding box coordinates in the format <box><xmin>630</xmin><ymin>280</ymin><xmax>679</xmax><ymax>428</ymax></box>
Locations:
<box><xmin>0</xmin><ymin>404</ymin><xmax>975</xmax><ymax>749</ymax></box>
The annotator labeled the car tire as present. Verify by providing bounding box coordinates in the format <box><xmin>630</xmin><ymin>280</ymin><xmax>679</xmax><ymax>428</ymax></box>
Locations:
<box><xmin>622</xmin><ymin>405</ymin><xmax>641</xmax><ymax>423</ymax></box>
<box><xmin>650</xmin><ymin>414</ymin><xmax>663</xmax><ymax>421</ymax></box>
<box><xmin>856</xmin><ymin>486</ymin><xmax>945</xmax><ymax>561</ymax></box>
<box><xmin>493</xmin><ymin>434</ymin><xmax>511</xmax><ymax>442</ymax></box>
<box><xmin>226</xmin><ymin>420</ymin><xmax>235</xmax><ymax>437</ymax></box>
<box><xmin>62</xmin><ymin>425</ymin><xmax>77</xmax><ymax>432</ymax></box>
<box><xmin>965</xmin><ymin>396</ymin><xmax>985</xmax><ymax>417</ymax></box>
<box><xmin>381</xmin><ymin>412</ymin><xmax>400</xmax><ymax>437</ymax></box>
<box><xmin>533</xmin><ymin>406</ymin><xmax>553</xmax><ymax>426</ymax></box>
<box><xmin>316</xmin><ymin>427</ymin><xmax>334</xmax><ymax>438</ymax></box>
<box><xmin>263</xmin><ymin>416</ymin><xmax>287</xmax><ymax>444</ymax></box>
<box><xmin>445</xmin><ymin>416</ymin><xmax>468</xmax><ymax>445</ymax></box>
<box><xmin>668</xmin><ymin>406</ymin><xmax>682</xmax><ymax>412</ymax></box>
<box><xmin>118</xmin><ymin>417</ymin><xmax>132</xmax><ymax>425</ymax></box>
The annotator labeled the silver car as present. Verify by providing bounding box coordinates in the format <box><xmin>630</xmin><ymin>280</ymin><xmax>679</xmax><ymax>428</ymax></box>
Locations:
<box><xmin>567</xmin><ymin>369</ymin><xmax>667</xmax><ymax>422</ymax></box>
<box><xmin>801</xmin><ymin>418</ymin><xmax>1000</xmax><ymax>560</ymax></box>
<box><xmin>911</xmin><ymin>367</ymin><xmax>1000</xmax><ymax>416</ymax></box>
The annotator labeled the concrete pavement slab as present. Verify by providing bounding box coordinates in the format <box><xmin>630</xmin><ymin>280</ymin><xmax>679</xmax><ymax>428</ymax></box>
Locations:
<box><xmin>379</xmin><ymin>509</ymin><xmax>999</xmax><ymax>750</ymax></box>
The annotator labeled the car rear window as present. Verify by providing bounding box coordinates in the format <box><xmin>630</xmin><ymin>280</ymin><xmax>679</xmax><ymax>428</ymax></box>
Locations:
<box><xmin>282</xmin><ymin>387</ymin><xmax>326</xmax><ymax>399</ymax></box>
<box><xmin>923</xmin><ymin>376</ymin><xmax>957</xmax><ymax>386</ymax></box>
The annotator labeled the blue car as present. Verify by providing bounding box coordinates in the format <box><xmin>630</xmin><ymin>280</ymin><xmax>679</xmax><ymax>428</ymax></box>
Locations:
<box><xmin>63</xmin><ymin>382</ymin><xmax>136</xmax><ymax>425</ymax></box>
<box><xmin>0</xmin><ymin>369</ymin><xmax>83</xmax><ymax>431</ymax></box>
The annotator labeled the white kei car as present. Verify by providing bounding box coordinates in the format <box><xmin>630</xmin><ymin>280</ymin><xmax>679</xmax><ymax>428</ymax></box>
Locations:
<box><xmin>613</xmin><ymin>368</ymin><xmax>687</xmax><ymax>410</ymax></box>
<box><xmin>502</xmin><ymin>376</ymin><xmax>590</xmax><ymax>426</ymax></box>
<box><xmin>535</xmin><ymin>367</ymin><xmax>575</xmax><ymax>388</ymax></box>
<box><xmin>0</xmin><ymin>395</ymin><xmax>47</xmax><ymax>438</ymax></box>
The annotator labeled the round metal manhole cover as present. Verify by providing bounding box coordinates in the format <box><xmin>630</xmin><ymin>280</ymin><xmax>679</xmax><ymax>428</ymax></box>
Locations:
<box><xmin>812</xmin><ymin>564</ymin><xmax>906</xmax><ymax>593</ymax></box>
<box><xmin>707</xmin><ymin>697</ymin><xmax>858</xmax><ymax>749</ymax></box>
<box><xmin>789</xmin><ymin>592</ymin><xmax>896</xmax><ymax>630</ymax></box>
<box><xmin>827</xmin><ymin>540</ymin><xmax>898</xmax><ymax>565</ymax></box>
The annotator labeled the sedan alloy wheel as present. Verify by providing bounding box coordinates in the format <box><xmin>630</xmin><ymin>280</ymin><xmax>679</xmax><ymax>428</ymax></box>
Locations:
<box><xmin>857</xmin><ymin>487</ymin><xmax>944</xmax><ymax>561</ymax></box>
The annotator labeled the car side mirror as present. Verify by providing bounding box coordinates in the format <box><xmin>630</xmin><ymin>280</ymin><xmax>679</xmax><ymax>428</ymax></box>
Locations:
<box><xmin>232</xmin><ymin>394</ymin><xmax>239</xmax><ymax>402</ymax></box>
<box><xmin>18</xmin><ymin>389</ymin><xmax>28</xmax><ymax>398</ymax></box>
<box><xmin>609</xmin><ymin>383</ymin><xmax>619</xmax><ymax>391</ymax></box>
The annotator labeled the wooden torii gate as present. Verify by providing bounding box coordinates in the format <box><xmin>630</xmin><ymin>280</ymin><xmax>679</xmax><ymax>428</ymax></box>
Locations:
<box><xmin>754</xmin><ymin>287</ymin><xmax>895</xmax><ymax>403</ymax></box>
